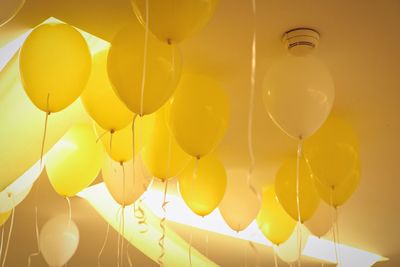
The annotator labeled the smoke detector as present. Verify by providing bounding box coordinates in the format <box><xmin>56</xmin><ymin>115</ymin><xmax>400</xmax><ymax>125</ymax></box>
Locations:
<box><xmin>283</xmin><ymin>28</ymin><xmax>320</xmax><ymax>56</ymax></box>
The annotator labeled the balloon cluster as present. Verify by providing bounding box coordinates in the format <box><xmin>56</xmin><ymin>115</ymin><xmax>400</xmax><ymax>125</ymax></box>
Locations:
<box><xmin>0</xmin><ymin>1</ymin><xmax>361</xmax><ymax>266</ymax></box>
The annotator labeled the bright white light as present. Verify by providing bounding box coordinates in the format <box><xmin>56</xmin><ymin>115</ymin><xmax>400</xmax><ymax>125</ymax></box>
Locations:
<box><xmin>142</xmin><ymin>183</ymin><xmax>387</xmax><ymax>266</ymax></box>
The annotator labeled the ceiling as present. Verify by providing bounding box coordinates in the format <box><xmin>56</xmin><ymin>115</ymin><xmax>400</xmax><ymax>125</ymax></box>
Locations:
<box><xmin>1</xmin><ymin>0</ymin><xmax>400</xmax><ymax>266</ymax></box>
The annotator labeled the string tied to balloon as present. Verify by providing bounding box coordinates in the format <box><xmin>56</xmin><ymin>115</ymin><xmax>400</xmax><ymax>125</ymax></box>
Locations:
<box><xmin>29</xmin><ymin>93</ymin><xmax>51</xmax><ymax>267</ymax></box>
<box><xmin>1</xmin><ymin>207</ymin><xmax>14</xmax><ymax>267</ymax></box>
<box><xmin>134</xmin><ymin>199</ymin><xmax>148</xmax><ymax>234</ymax></box>
<box><xmin>295</xmin><ymin>137</ymin><xmax>303</xmax><ymax>267</ymax></box>
<box><xmin>97</xmin><ymin>223</ymin><xmax>110</xmax><ymax>267</ymax></box>
<box><xmin>158</xmin><ymin>180</ymin><xmax>169</xmax><ymax>267</ymax></box>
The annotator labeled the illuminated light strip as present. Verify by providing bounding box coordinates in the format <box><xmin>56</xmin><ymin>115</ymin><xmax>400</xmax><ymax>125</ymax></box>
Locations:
<box><xmin>141</xmin><ymin>183</ymin><xmax>387</xmax><ymax>267</ymax></box>
<box><xmin>78</xmin><ymin>183</ymin><xmax>218</xmax><ymax>267</ymax></box>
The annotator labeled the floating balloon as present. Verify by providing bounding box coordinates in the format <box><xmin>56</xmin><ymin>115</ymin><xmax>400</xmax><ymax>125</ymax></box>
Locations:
<box><xmin>107</xmin><ymin>21</ymin><xmax>181</xmax><ymax>115</ymax></box>
<box><xmin>219</xmin><ymin>169</ymin><xmax>260</xmax><ymax>232</ymax></box>
<box><xmin>102</xmin><ymin>155</ymin><xmax>152</xmax><ymax>206</ymax></box>
<box><xmin>0</xmin><ymin>210</ymin><xmax>11</xmax><ymax>226</ymax></box>
<box><xmin>39</xmin><ymin>215</ymin><xmax>79</xmax><ymax>267</ymax></box>
<box><xmin>276</xmin><ymin>224</ymin><xmax>310</xmax><ymax>264</ymax></box>
<box><xmin>142</xmin><ymin>104</ymin><xmax>191</xmax><ymax>181</ymax></box>
<box><xmin>263</xmin><ymin>55</ymin><xmax>334</xmax><ymax>139</ymax></box>
<box><xmin>305</xmin><ymin>201</ymin><xmax>333</xmax><ymax>238</ymax></box>
<box><xmin>0</xmin><ymin>0</ymin><xmax>25</xmax><ymax>27</ymax></box>
<box><xmin>81</xmin><ymin>49</ymin><xmax>134</xmax><ymax>131</ymax></box>
<box><xmin>314</xmin><ymin>161</ymin><xmax>360</xmax><ymax>208</ymax></box>
<box><xmin>96</xmin><ymin>114</ymin><xmax>155</xmax><ymax>163</ymax></box>
<box><xmin>274</xmin><ymin>158</ymin><xmax>320</xmax><ymax>222</ymax></box>
<box><xmin>131</xmin><ymin>0</ymin><xmax>218</xmax><ymax>44</ymax></box>
<box><xmin>169</xmin><ymin>74</ymin><xmax>229</xmax><ymax>158</ymax></box>
<box><xmin>178</xmin><ymin>155</ymin><xmax>227</xmax><ymax>216</ymax></box>
<box><xmin>46</xmin><ymin>124</ymin><xmax>104</xmax><ymax>197</ymax></box>
<box><xmin>19</xmin><ymin>23</ymin><xmax>91</xmax><ymax>113</ymax></box>
<box><xmin>256</xmin><ymin>186</ymin><xmax>296</xmax><ymax>245</ymax></box>
<box><xmin>303</xmin><ymin>117</ymin><xmax>359</xmax><ymax>188</ymax></box>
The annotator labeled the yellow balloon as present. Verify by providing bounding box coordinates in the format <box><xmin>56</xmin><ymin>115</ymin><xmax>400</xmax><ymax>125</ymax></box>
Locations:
<box><xmin>81</xmin><ymin>49</ymin><xmax>134</xmax><ymax>131</ymax></box>
<box><xmin>107</xmin><ymin>21</ymin><xmax>181</xmax><ymax>116</ymax></box>
<box><xmin>275</xmin><ymin>158</ymin><xmax>320</xmax><ymax>223</ymax></box>
<box><xmin>256</xmin><ymin>186</ymin><xmax>296</xmax><ymax>245</ymax></box>
<box><xmin>142</xmin><ymin>104</ymin><xmax>191</xmax><ymax>181</ymax></box>
<box><xmin>303</xmin><ymin>117</ymin><xmax>359</xmax><ymax>188</ymax></box>
<box><xmin>46</xmin><ymin>124</ymin><xmax>104</xmax><ymax>197</ymax></box>
<box><xmin>131</xmin><ymin>0</ymin><xmax>219</xmax><ymax>44</ymax></box>
<box><xmin>19</xmin><ymin>23</ymin><xmax>91</xmax><ymax>113</ymax></box>
<box><xmin>178</xmin><ymin>155</ymin><xmax>227</xmax><ymax>216</ymax></box>
<box><xmin>315</xmin><ymin>160</ymin><xmax>360</xmax><ymax>208</ymax></box>
<box><xmin>169</xmin><ymin>74</ymin><xmax>229</xmax><ymax>158</ymax></box>
<box><xmin>95</xmin><ymin>115</ymin><xmax>155</xmax><ymax>163</ymax></box>
<box><xmin>0</xmin><ymin>210</ymin><xmax>11</xmax><ymax>226</ymax></box>
<box><xmin>102</xmin><ymin>155</ymin><xmax>152</xmax><ymax>206</ymax></box>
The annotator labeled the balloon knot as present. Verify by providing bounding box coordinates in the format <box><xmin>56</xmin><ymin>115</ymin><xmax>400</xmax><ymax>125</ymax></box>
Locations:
<box><xmin>110</xmin><ymin>129</ymin><xmax>115</xmax><ymax>134</ymax></box>
<box><xmin>167</xmin><ymin>38</ymin><xmax>172</xmax><ymax>45</ymax></box>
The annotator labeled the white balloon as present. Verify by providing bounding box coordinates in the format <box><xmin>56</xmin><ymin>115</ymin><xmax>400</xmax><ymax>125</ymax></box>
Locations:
<box><xmin>0</xmin><ymin>160</ymin><xmax>42</xmax><ymax>212</ymax></box>
<box><xmin>263</xmin><ymin>55</ymin><xmax>335</xmax><ymax>139</ymax></box>
<box><xmin>305</xmin><ymin>201</ymin><xmax>333</xmax><ymax>238</ymax></box>
<box><xmin>276</xmin><ymin>224</ymin><xmax>310</xmax><ymax>263</ymax></box>
<box><xmin>39</xmin><ymin>215</ymin><xmax>79</xmax><ymax>267</ymax></box>
<box><xmin>219</xmin><ymin>169</ymin><xmax>260</xmax><ymax>232</ymax></box>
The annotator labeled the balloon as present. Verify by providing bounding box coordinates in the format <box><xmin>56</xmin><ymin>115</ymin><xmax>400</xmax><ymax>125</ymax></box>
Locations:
<box><xmin>274</xmin><ymin>158</ymin><xmax>320</xmax><ymax>222</ymax></box>
<box><xmin>95</xmin><ymin>114</ymin><xmax>155</xmax><ymax>163</ymax></box>
<box><xmin>169</xmin><ymin>74</ymin><xmax>229</xmax><ymax>158</ymax></box>
<box><xmin>0</xmin><ymin>210</ymin><xmax>11</xmax><ymax>226</ymax></box>
<box><xmin>178</xmin><ymin>155</ymin><xmax>227</xmax><ymax>216</ymax></box>
<box><xmin>276</xmin><ymin>224</ymin><xmax>310</xmax><ymax>264</ymax></box>
<box><xmin>263</xmin><ymin>55</ymin><xmax>335</xmax><ymax>139</ymax></box>
<box><xmin>314</xmin><ymin>161</ymin><xmax>360</xmax><ymax>208</ymax></box>
<box><xmin>0</xmin><ymin>0</ymin><xmax>24</xmax><ymax>27</ymax></box>
<box><xmin>81</xmin><ymin>49</ymin><xmax>134</xmax><ymax>131</ymax></box>
<box><xmin>305</xmin><ymin>201</ymin><xmax>333</xmax><ymax>238</ymax></box>
<box><xmin>131</xmin><ymin>0</ymin><xmax>218</xmax><ymax>44</ymax></box>
<box><xmin>256</xmin><ymin>186</ymin><xmax>296</xmax><ymax>245</ymax></box>
<box><xmin>102</xmin><ymin>155</ymin><xmax>152</xmax><ymax>206</ymax></box>
<box><xmin>303</xmin><ymin>117</ymin><xmax>359</xmax><ymax>188</ymax></box>
<box><xmin>19</xmin><ymin>23</ymin><xmax>91</xmax><ymax>113</ymax></box>
<box><xmin>219</xmin><ymin>169</ymin><xmax>260</xmax><ymax>232</ymax></box>
<box><xmin>107</xmin><ymin>21</ymin><xmax>181</xmax><ymax>116</ymax></box>
<box><xmin>39</xmin><ymin>215</ymin><xmax>79</xmax><ymax>267</ymax></box>
<box><xmin>142</xmin><ymin>104</ymin><xmax>191</xmax><ymax>181</ymax></box>
<box><xmin>46</xmin><ymin>124</ymin><xmax>104</xmax><ymax>197</ymax></box>
<box><xmin>0</xmin><ymin>160</ymin><xmax>43</xmax><ymax>212</ymax></box>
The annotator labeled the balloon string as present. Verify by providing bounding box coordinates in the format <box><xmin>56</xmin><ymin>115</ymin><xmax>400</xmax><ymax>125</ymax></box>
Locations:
<box><xmin>246</xmin><ymin>0</ymin><xmax>260</xmax><ymax>203</ymax></box>
<box><xmin>273</xmin><ymin>245</ymin><xmax>279</xmax><ymax>267</ymax></box>
<box><xmin>329</xmin><ymin>189</ymin><xmax>339</xmax><ymax>264</ymax></box>
<box><xmin>116</xmin><ymin>206</ymin><xmax>122</xmax><ymax>267</ymax></box>
<box><xmin>1</xmin><ymin>208</ymin><xmax>14</xmax><ymax>267</ymax></box>
<box><xmin>244</xmin><ymin>240</ymin><xmax>247</xmax><ymax>267</ymax></box>
<box><xmin>0</xmin><ymin>0</ymin><xmax>25</xmax><ymax>27</ymax></box>
<box><xmin>158</xmin><ymin>180</ymin><xmax>169</xmax><ymax>267</ymax></box>
<box><xmin>335</xmin><ymin>207</ymin><xmax>342</xmax><ymax>267</ymax></box>
<box><xmin>28</xmin><ymin>96</ymin><xmax>50</xmax><ymax>266</ymax></box>
<box><xmin>121</xmin><ymin>206</ymin><xmax>125</xmax><ymax>267</ymax></box>
<box><xmin>27</xmin><ymin>206</ymin><xmax>40</xmax><ymax>267</ymax></box>
<box><xmin>134</xmin><ymin>199</ymin><xmax>148</xmax><ymax>234</ymax></box>
<box><xmin>188</xmin><ymin>230</ymin><xmax>193</xmax><ymax>267</ymax></box>
<box><xmin>248</xmin><ymin>241</ymin><xmax>260</xmax><ymax>267</ymax></box>
<box><xmin>295</xmin><ymin>140</ymin><xmax>303</xmax><ymax>267</ymax></box>
<box><xmin>131</xmin><ymin>115</ymin><xmax>137</xmax><ymax>195</ymax></box>
<box><xmin>96</xmin><ymin>130</ymin><xmax>108</xmax><ymax>143</ymax></box>
<box><xmin>126</xmin><ymin>241</ymin><xmax>132</xmax><ymax>267</ymax></box>
<box><xmin>97</xmin><ymin>223</ymin><xmax>110</xmax><ymax>267</ymax></box>
<box><xmin>139</xmin><ymin>0</ymin><xmax>149</xmax><ymax>116</ymax></box>
<box><xmin>205</xmin><ymin>232</ymin><xmax>209</xmax><ymax>258</ymax></box>
<box><xmin>66</xmin><ymin>196</ymin><xmax>71</xmax><ymax>227</ymax></box>
<box><xmin>0</xmin><ymin>226</ymin><xmax>4</xmax><ymax>262</ymax></box>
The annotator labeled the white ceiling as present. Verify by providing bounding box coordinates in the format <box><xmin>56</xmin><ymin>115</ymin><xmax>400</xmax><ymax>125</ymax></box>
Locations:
<box><xmin>1</xmin><ymin>0</ymin><xmax>400</xmax><ymax>266</ymax></box>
